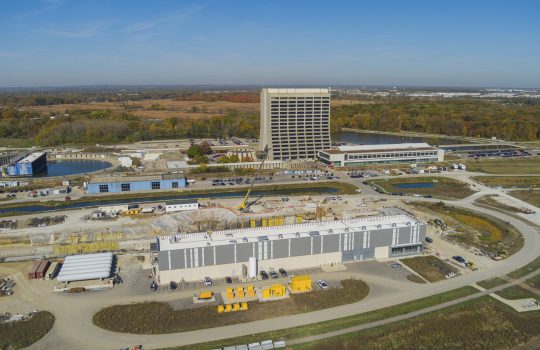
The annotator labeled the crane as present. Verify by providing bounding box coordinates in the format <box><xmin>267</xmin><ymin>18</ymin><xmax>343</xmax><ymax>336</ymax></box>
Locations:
<box><xmin>238</xmin><ymin>145</ymin><xmax>269</xmax><ymax>212</ymax></box>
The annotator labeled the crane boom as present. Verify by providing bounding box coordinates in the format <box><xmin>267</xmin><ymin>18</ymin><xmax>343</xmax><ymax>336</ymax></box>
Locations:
<box><xmin>239</xmin><ymin>146</ymin><xmax>269</xmax><ymax>211</ymax></box>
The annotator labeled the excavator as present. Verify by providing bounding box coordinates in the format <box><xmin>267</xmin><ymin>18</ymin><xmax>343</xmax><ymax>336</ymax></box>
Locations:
<box><xmin>238</xmin><ymin>146</ymin><xmax>269</xmax><ymax>212</ymax></box>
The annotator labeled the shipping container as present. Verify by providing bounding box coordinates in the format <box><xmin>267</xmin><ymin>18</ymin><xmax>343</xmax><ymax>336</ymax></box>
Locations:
<box><xmin>35</xmin><ymin>260</ymin><xmax>51</xmax><ymax>279</ymax></box>
<box><xmin>50</xmin><ymin>262</ymin><xmax>62</xmax><ymax>279</ymax></box>
<box><xmin>28</xmin><ymin>260</ymin><xmax>42</xmax><ymax>279</ymax></box>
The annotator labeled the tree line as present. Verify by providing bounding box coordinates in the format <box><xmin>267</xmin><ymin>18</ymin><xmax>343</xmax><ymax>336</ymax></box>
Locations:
<box><xmin>331</xmin><ymin>98</ymin><xmax>540</xmax><ymax>141</ymax></box>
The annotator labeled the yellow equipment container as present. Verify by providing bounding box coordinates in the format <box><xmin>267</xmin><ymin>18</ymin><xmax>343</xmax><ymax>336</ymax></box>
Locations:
<box><xmin>262</xmin><ymin>284</ymin><xmax>286</xmax><ymax>299</ymax></box>
<box><xmin>247</xmin><ymin>285</ymin><xmax>256</xmax><ymax>297</ymax></box>
<box><xmin>262</xmin><ymin>218</ymin><xmax>268</xmax><ymax>227</ymax></box>
<box><xmin>217</xmin><ymin>305</ymin><xmax>225</xmax><ymax>313</ymax></box>
<box><xmin>237</xmin><ymin>287</ymin><xmax>245</xmax><ymax>299</ymax></box>
<box><xmin>250</xmin><ymin>219</ymin><xmax>257</xmax><ymax>228</ymax></box>
<box><xmin>276</xmin><ymin>216</ymin><xmax>284</xmax><ymax>225</ymax></box>
<box><xmin>225</xmin><ymin>304</ymin><xmax>233</xmax><ymax>312</ymax></box>
<box><xmin>296</xmin><ymin>215</ymin><xmax>303</xmax><ymax>224</ymax></box>
<box><xmin>226</xmin><ymin>288</ymin><xmax>235</xmax><ymax>300</ymax></box>
<box><xmin>290</xmin><ymin>275</ymin><xmax>312</xmax><ymax>293</ymax></box>
<box><xmin>240</xmin><ymin>302</ymin><xmax>248</xmax><ymax>310</ymax></box>
<box><xmin>199</xmin><ymin>291</ymin><xmax>213</xmax><ymax>300</ymax></box>
<box><xmin>233</xmin><ymin>303</ymin><xmax>241</xmax><ymax>311</ymax></box>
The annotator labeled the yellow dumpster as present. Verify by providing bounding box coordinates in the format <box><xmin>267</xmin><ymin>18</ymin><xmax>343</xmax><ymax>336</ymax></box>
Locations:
<box><xmin>247</xmin><ymin>285</ymin><xmax>256</xmax><ymax>297</ymax></box>
<box><xmin>217</xmin><ymin>305</ymin><xmax>225</xmax><ymax>313</ymax></box>
<box><xmin>225</xmin><ymin>304</ymin><xmax>232</xmax><ymax>312</ymax></box>
<box><xmin>226</xmin><ymin>287</ymin><xmax>235</xmax><ymax>300</ymax></box>
<box><xmin>240</xmin><ymin>302</ymin><xmax>248</xmax><ymax>310</ymax></box>
<box><xmin>237</xmin><ymin>287</ymin><xmax>245</xmax><ymax>298</ymax></box>
<box><xmin>233</xmin><ymin>303</ymin><xmax>240</xmax><ymax>311</ymax></box>
<box><xmin>290</xmin><ymin>275</ymin><xmax>312</xmax><ymax>293</ymax></box>
<box><xmin>198</xmin><ymin>291</ymin><xmax>213</xmax><ymax>300</ymax></box>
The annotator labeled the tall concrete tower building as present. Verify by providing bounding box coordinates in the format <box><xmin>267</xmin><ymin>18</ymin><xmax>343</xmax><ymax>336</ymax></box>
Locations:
<box><xmin>260</xmin><ymin>88</ymin><xmax>331</xmax><ymax>161</ymax></box>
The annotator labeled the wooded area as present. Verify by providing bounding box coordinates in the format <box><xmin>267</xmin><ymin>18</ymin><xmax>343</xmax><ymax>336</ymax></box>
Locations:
<box><xmin>1</xmin><ymin>91</ymin><xmax>539</xmax><ymax>146</ymax></box>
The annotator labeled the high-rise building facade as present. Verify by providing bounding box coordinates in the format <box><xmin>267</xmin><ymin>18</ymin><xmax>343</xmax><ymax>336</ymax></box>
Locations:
<box><xmin>260</xmin><ymin>88</ymin><xmax>331</xmax><ymax>160</ymax></box>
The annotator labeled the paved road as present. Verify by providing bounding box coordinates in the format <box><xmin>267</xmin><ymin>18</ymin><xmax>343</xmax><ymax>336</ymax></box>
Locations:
<box><xmin>24</xmin><ymin>171</ymin><xmax>540</xmax><ymax>350</ymax></box>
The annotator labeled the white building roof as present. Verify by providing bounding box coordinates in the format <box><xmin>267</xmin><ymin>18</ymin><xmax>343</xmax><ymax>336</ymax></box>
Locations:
<box><xmin>337</xmin><ymin>143</ymin><xmax>433</xmax><ymax>152</ymax></box>
<box><xmin>19</xmin><ymin>152</ymin><xmax>46</xmax><ymax>163</ymax></box>
<box><xmin>57</xmin><ymin>252</ymin><xmax>113</xmax><ymax>282</ymax></box>
<box><xmin>158</xmin><ymin>214</ymin><xmax>420</xmax><ymax>251</ymax></box>
<box><xmin>264</xmin><ymin>88</ymin><xmax>329</xmax><ymax>94</ymax></box>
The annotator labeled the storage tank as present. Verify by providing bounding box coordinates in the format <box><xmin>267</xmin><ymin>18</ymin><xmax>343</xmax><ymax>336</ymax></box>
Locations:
<box><xmin>248</xmin><ymin>257</ymin><xmax>257</xmax><ymax>278</ymax></box>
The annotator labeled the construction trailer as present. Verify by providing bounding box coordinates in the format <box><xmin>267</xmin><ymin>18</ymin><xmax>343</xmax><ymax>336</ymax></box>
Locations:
<box><xmin>156</xmin><ymin>214</ymin><xmax>425</xmax><ymax>283</ymax></box>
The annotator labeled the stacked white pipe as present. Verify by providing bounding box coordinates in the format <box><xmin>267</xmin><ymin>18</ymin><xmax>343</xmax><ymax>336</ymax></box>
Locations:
<box><xmin>57</xmin><ymin>252</ymin><xmax>114</xmax><ymax>282</ymax></box>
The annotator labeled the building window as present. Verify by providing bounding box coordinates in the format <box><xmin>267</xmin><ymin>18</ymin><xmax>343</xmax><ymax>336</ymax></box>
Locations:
<box><xmin>98</xmin><ymin>184</ymin><xmax>109</xmax><ymax>193</ymax></box>
<box><xmin>172</xmin><ymin>181</ymin><xmax>179</xmax><ymax>188</ymax></box>
<box><xmin>151</xmin><ymin>181</ymin><xmax>161</xmax><ymax>190</ymax></box>
<box><xmin>121</xmin><ymin>183</ymin><xmax>130</xmax><ymax>192</ymax></box>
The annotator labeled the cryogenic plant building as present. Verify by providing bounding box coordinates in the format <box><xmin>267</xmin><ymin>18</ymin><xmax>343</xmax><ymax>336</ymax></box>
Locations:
<box><xmin>156</xmin><ymin>214</ymin><xmax>425</xmax><ymax>283</ymax></box>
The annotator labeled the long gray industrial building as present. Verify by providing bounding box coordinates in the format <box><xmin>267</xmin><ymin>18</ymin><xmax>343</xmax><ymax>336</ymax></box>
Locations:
<box><xmin>156</xmin><ymin>214</ymin><xmax>425</xmax><ymax>283</ymax></box>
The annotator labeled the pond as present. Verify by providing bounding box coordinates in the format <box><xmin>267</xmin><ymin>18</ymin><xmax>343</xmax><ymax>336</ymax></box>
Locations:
<box><xmin>39</xmin><ymin>160</ymin><xmax>112</xmax><ymax>177</ymax></box>
<box><xmin>392</xmin><ymin>182</ymin><xmax>435</xmax><ymax>189</ymax></box>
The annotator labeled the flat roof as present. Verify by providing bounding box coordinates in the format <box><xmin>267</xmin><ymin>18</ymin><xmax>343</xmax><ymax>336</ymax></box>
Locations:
<box><xmin>264</xmin><ymin>88</ymin><xmax>329</xmax><ymax>94</ymax></box>
<box><xmin>165</xmin><ymin>199</ymin><xmax>199</xmax><ymax>205</ymax></box>
<box><xmin>321</xmin><ymin>143</ymin><xmax>437</xmax><ymax>154</ymax></box>
<box><xmin>19</xmin><ymin>152</ymin><xmax>46</xmax><ymax>163</ymax></box>
<box><xmin>89</xmin><ymin>174</ymin><xmax>184</xmax><ymax>184</ymax></box>
<box><xmin>158</xmin><ymin>214</ymin><xmax>421</xmax><ymax>251</ymax></box>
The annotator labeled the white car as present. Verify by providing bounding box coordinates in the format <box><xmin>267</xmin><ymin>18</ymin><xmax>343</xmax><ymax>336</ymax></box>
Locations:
<box><xmin>203</xmin><ymin>277</ymin><xmax>212</xmax><ymax>287</ymax></box>
<box><xmin>317</xmin><ymin>280</ymin><xmax>329</xmax><ymax>290</ymax></box>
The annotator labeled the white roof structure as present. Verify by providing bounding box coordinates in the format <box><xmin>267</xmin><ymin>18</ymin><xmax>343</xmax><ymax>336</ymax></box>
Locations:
<box><xmin>158</xmin><ymin>214</ymin><xmax>420</xmax><ymax>252</ymax></box>
<box><xmin>19</xmin><ymin>152</ymin><xmax>46</xmax><ymax>163</ymax></box>
<box><xmin>57</xmin><ymin>252</ymin><xmax>114</xmax><ymax>282</ymax></box>
<box><xmin>265</xmin><ymin>88</ymin><xmax>329</xmax><ymax>94</ymax></box>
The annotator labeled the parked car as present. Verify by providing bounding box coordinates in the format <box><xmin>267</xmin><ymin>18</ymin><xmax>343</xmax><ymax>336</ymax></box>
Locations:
<box><xmin>225</xmin><ymin>276</ymin><xmax>233</xmax><ymax>284</ymax></box>
<box><xmin>425</xmin><ymin>237</ymin><xmax>433</xmax><ymax>243</ymax></box>
<box><xmin>149</xmin><ymin>281</ymin><xmax>158</xmax><ymax>292</ymax></box>
<box><xmin>203</xmin><ymin>277</ymin><xmax>212</xmax><ymax>287</ymax></box>
<box><xmin>169</xmin><ymin>281</ymin><xmax>177</xmax><ymax>290</ymax></box>
<box><xmin>270</xmin><ymin>270</ymin><xmax>279</xmax><ymax>279</ymax></box>
<box><xmin>391</xmin><ymin>263</ymin><xmax>402</xmax><ymax>269</ymax></box>
<box><xmin>452</xmin><ymin>256</ymin><xmax>466</xmax><ymax>264</ymax></box>
<box><xmin>317</xmin><ymin>280</ymin><xmax>329</xmax><ymax>290</ymax></box>
<box><xmin>260</xmin><ymin>270</ymin><xmax>269</xmax><ymax>280</ymax></box>
<box><xmin>278</xmin><ymin>268</ymin><xmax>288</xmax><ymax>277</ymax></box>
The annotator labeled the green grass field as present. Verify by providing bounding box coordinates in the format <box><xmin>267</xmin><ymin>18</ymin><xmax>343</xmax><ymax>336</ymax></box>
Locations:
<box><xmin>508</xmin><ymin>257</ymin><xmax>540</xmax><ymax>279</ymax></box>
<box><xmin>466</xmin><ymin>157</ymin><xmax>540</xmax><ymax>174</ymax></box>
<box><xmin>400</xmin><ymin>256</ymin><xmax>457</xmax><ymax>282</ymax></box>
<box><xmin>157</xmin><ymin>287</ymin><xmax>478</xmax><ymax>350</ymax></box>
<box><xmin>291</xmin><ymin>298</ymin><xmax>540</xmax><ymax>350</ymax></box>
<box><xmin>0</xmin><ymin>311</ymin><xmax>55</xmax><ymax>350</ymax></box>
<box><xmin>510</xmin><ymin>190</ymin><xmax>540</xmax><ymax>207</ymax></box>
<box><xmin>94</xmin><ymin>279</ymin><xmax>369</xmax><ymax>334</ymax></box>
<box><xmin>474</xmin><ymin>176</ymin><xmax>540</xmax><ymax>188</ymax></box>
<box><xmin>477</xmin><ymin>277</ymin><xmax>537</xmax><ymax>300</ymax></box>
<box><xmin>367</xmin><ymin>177</ymin><xmax>474</xmax><ymax>200</ymax></box>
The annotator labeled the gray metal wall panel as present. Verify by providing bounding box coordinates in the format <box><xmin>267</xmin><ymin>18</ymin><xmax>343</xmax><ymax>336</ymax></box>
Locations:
<box><xmin>342</xmin><ymin>247</ymin><xmax>374</xmax><ymax>262</ymax></box>
<box><xmin>353</xmin><ymin>231</ymin><xmax>362</xmax><ymax>250</ymax></box>
<box><xmin>370</xmin><ymin>228</ymin><xmax>393</xmax><ymax>247</ymax></box>
<box><xmin>290</xmin><ymin>237</ymin><xmax>311</xmax><ymax>257</ymax></box>
<box><xmin>273</xmin><ymin>239</ymin><xmax>289</xmax><ymax>259</ymax></box>
<box><xmin>419</xmin><ymin>225</ymin><xmax>426</xmax><ymax>241</ymax></box>
<box><xmin>158</xmin><ymin>251</ymin><xmax>170</xmax><ymax>271</ymax></box>
<box><xmin>398</xmin><ymin>227</ymin><xmax>412</xmax><ymax>245</ymax></box>
<box><xmin>170</xmin><ymin>249</ymin><xmax>185</xmax><ymax>269</ymax></box>
<box><xmin>203</xmin><ymin>246</ymin><xmax>214</xmax><ymax>266</ymax></box>
<box><xmin>236</xmin><ymin>243</ymin><xmax>253</xmax><ymax>262</ymax></box>
<box><xmin>322</xmin><ymin>234</ymin><xmax>339</xmax><ymax>253</ymax></box>
<box><xmin>215</xmin><ymin>245</ymin><xmax>235</xmax><ymax>265</ymax></box>
<box><xmin>312</xmin><ymin>236</ymin><xmax>322</xmax><ymax>255</ymax></box>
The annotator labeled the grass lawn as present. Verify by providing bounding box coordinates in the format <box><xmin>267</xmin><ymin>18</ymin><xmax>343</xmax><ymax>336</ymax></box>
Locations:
<box><xmin>412</xmin><ymin>202</ymin><xmax>524</xmax><ymax>256</ymax></box>
<box><xmin>0</xmin><ymin>311</ymin><xmax>55</xmax><ymax>350</ymax></box>
<box><xmin>0</xmin><ymin>137</ymin><xmax>35</xmax><ymax>148</ymax></box>
<box><xmin>526</xmin><ymin>274</ymin><xmax>540</xmax><ymax>290</ymax></box>
<box><xmin>475</xmin><ymin>195</ymin><xmax>522</xmax><ymax>213</ymax></box>
<box><xmin>94</xmin><ymin>279</ymin><xmax>369</xmax><ymax>334</ymax></box>
<box><xmin>367</xmin><ymin>177</ymin><xmax>474</xmax><ymax>200</ymax></box>
<box><xmin>406</xmin><ymin>274</ymin><xmax>427</xmax><ymax>284</ymax></box>
<box><xmin>466</xmin><ymin>157</ymin><xmax>540</xmax><ymax>174</ymax></box>
<box><xmin>477</xmin><ymin>277</ymin><xmax>538</xmax><ymax>300</ymax></box>
<box><xmin>158</xmin><ymin>286</ymin><xmax>478</xmax><ymax>350</ymax></box>
<box><xmin>291</xmin><ymin>298</ymin><xmax>540</xmax><ymax>350</ymax></box>
<box><xmin>400</xmin><ymin>256</ymin><xmax>457</xmax><ymax>282</ymax></box>
<box><xmin>474</xmin><ymin>176</ymin><xmax>540</xmax><ymax>188</ymax></box>
<box><xmin>508</xmin><ymin>257</ymin><xmax>540</xmax><ymax>279</ymax></box>
<box><xmin>510</xmin><ymin>190</ymin><xmax>540</xmax><ymax>207</ymax></box>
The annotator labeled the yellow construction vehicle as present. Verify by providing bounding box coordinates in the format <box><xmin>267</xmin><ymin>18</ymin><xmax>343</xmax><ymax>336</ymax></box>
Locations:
<box><xmin>238</xmin><ymin>146</ymin><xmax>269</xmax><ymax>212</ymax></box>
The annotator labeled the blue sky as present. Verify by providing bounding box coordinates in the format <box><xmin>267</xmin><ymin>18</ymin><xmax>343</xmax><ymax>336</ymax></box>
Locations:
<box><xmin>1</xmin><ymin>0</ymin><xmax>539</xmax><ymax>87</ymax></box>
